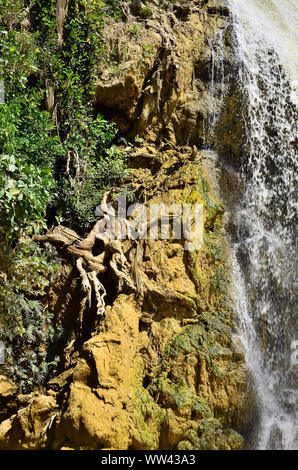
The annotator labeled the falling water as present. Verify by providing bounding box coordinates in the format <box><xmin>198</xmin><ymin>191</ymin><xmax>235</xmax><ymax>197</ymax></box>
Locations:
<box><xmin>210</xmin><ymin>29</ymin><xmax>227</xmax><ymax>124</ymax></box>
<box><xmin>227</xmin><ymin>0</ymin><xmax>298</xmax><ymax>449</ymax></box>
<box><xmin>204</xmin><ymin>28</ymin><xmax>229</xmax><ymax>145</ymax></box>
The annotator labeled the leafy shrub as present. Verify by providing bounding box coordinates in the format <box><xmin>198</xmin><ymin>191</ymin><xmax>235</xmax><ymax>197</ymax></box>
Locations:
<box><xmin>0</xmin><ymin>296</ymin><xmax>60</xmax><ymax>392</ymax></box>
<box><xmin>0</xmin><ymin>241</ymin><xmax>62</xmax><ymax>392</ymax></box>
<box><xmin>0</xmin><ymin>92</ymin><xmax>63</xmax><ymax>244</ymax></box>
<box><xmin>0</xmin><ymin>0</ymin><xmax>130</xmax><ymax>391</ymax></box>
<box><xmin>0</xmin><ymin>1</ymin><xmax>129</xmax><ymax>240</ymax></box>
<box><xmin>0</xmin><ymin>92</ymin><xmax>62</xmax><ymax>166</ymax></box>
<box><xmin>32</xmin><ymin>0</ymin><xmax>129</xmax><ymax>229</ymax></box>
<box><xmin>0</xmin><ymin>155</ymin><xmax>54</xmax><ymax>243</ymax></box>
<box><xmin>59</xmin><ymin>142</ymin><xmax>129</xmax><ymax>229</ymax></box>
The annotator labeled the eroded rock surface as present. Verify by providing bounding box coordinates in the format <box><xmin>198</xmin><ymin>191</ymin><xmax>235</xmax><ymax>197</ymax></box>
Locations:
<box><xmin>94</xmin><ymin>0</ymin><xmax>239</xmax><ymax>150</ymax></box>
<box><xmin>0</xmin><ymin>0</ymin><xmax>252</xmax><ymax>450</ymax></box>
<box><xmin>0</xmin><ymin>146</ymin><xmax>253</xmax><ymax>450</ymax></box>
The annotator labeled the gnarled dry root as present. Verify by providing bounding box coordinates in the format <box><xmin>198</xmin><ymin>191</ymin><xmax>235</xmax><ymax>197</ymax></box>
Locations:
<box><xmin>76</xmin><ymin>257</ymin><xmax>92</xmax><ymax>332</ymax></box>
<box><xmin>33</xmin><ymin>193</ymin><xmax>145</xmax><ymax>333</ymax></box>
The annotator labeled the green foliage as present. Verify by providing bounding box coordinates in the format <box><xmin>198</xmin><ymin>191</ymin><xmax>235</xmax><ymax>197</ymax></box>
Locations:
<box><xmin>0</xmin><ymin>0</ymin><xmax>129</xmax><ymax>391</ymax></box>
<box><xmin>196</xmin><ymin>174</ymin><xmax>224</xmax><ymax>232</ymax></box>
<box><xmin>30</xmin><ymin>0</ymin><xmax>129</xmax><ymax>229</ymax></box>
<box><xmin>1</xmin><ymin>296</ymin><xmax>60</xmax><ymax>393</ymax></box>
<box><xmin>0</xmin><ymin>0</ymin><xmax>129</xmax><ymax>240</ymax></box>
<box><xmin>212</xmin><ymin>266</ymin><xmax>227</xmax><ymax>292</ymax></box>
<box><xmin>128</xmin><ymin>23</ymin><xmax>141</xmax><ymax>36</ymax></box>
<box><xmin>156</xmin><ymin>374</ymin><xmax>212</xmax><ymax>419</ymax></box>
<box><xmin>0</xmin><ymin>93</ymin><xmax>62</xmax><ymax>166</ymax></box>
<box><xmin>0</xmin><ymin>89</ymin><xmax>64</xmax><ymax>242</ymax></box>
<box><xmin>0</xmin><ymin>241</ymin><xmax>61</xmax><ymax>392</ymax></box>
<box><xmin>0</xmin><ymin>154</ymin><xmax>55</xmax><ymax>243</ymax></box>
<box><xmin>104</xmin><ymin>0</ymin><xmax>125</xmax><ymax>20</ymax></box>
<box><xmin>60</xmin><ymin>141</ymin><xmax>129</xmax><ymax>228</ymax></box>
<box><xmin>0</xmin><ymin>93</ymin><xmax>63</xmax><ymax>243</ymax></box>
<box><xmin>0</xmin><ymin>2</ymin><xmax>37</xmax><ymax>91</ymax></box>
<box><xmin>205</xmin><ymin>235</ymin><xmax>222</xmax><ymax>261</ymax></box>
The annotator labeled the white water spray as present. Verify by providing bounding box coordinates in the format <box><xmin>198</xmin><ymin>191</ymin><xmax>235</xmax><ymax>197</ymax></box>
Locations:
<box><xmin>227</xmin><ymin>0</ymin><xmax>298</xmax><ymax>449</ymax></box>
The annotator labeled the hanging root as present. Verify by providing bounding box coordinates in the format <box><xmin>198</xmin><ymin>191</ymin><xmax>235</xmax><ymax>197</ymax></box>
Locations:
<box><xmin>88</xmin><ymin>271</ymin><xmax>106</xmax><ymax>317</ymax></box>
<box><xmin>110</xmin><ymin>252</ymin><xmax>136</xmax><ymax>292</ymax></box>
<box><xmin>76</xmin><ymin>258</ymin><xmax>92</xmax><ymax>331</ymax></box>
<box><xmin>76</xmin><ymin>257</ymin><xmax>92</xmax><ymax>295</ymax></box>
<box><xmin>133</xmin><ymin>242</ymin><xmax>146</xmax><ymax>297</ymax></box>
<box><xmin>33</xmin><ymin>191</ymin><xmax>147</xmax><ymax>333</ymax></box>
<box><xmin>75</xmin><ymin>258</ymin><xmax>107</xmax><ymax>331</ymax></box>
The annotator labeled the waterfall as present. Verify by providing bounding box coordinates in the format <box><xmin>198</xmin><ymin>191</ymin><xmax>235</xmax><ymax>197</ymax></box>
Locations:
<box><xmin>227</xmin><ymin>0</ymin><xmax>298</xmax><ymax>449</ymax></box>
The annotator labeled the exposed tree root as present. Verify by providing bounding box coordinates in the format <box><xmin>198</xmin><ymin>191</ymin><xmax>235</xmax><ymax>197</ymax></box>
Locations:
<box><xmin>33</xmin><ymin>193</ymin><xmax>144</xmax><ymax>334</ymax></box>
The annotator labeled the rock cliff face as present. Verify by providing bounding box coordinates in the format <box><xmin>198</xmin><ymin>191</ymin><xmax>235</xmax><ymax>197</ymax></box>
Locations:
<box><xmin>0</xmin><ymin>1</ymin><xmax>253</xmax><ymax>450</ymax></box>
<box><xmin>95</xmin><ymin>0</ymin><xmax>237</xmax><ymax>147</ymax></box>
